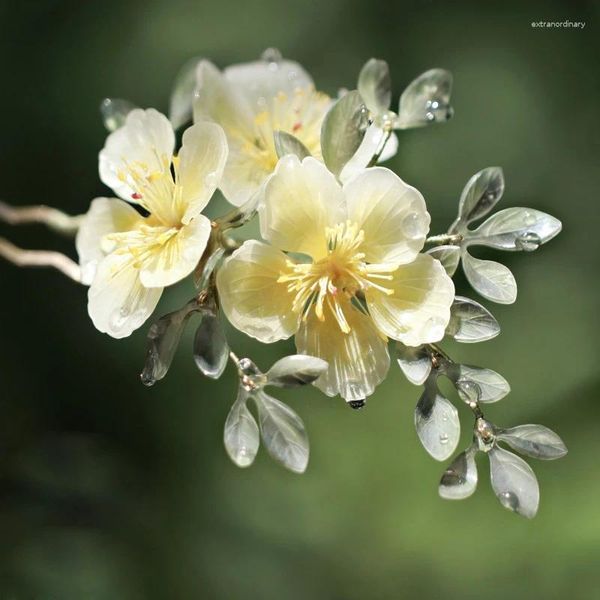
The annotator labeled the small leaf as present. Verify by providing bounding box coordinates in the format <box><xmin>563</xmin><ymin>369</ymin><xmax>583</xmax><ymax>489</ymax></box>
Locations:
<box><xmin>426</xmin><ymin>245</ymin><xmax>461</xmax><ymax>277</ymax></box>
<box><xmin>140</xmin><ymin>300</ymin><xmax>200</xmax><ymax>386</ymax></box>
<box><xmin>497</xmin><ymin>425</ymin><xmax>568</xmax><ymax>460</ymax></box>
<box><xmin>446</xmin><ymin>296</ymin><xmax>500</xmax><ymax>343</ymax></box>
<box><xmin>194</xmin><ymin>247</ymin><xmax>226</xmax><ymax>291</ymax></box>
<box><xmin>266</xmin><ymin>355</ymin><xmax>328</xmax><ymax>387</ymax></box>
<box><xmin>193</xmin><ymin>310</ymin><xmax>229</xmax><ymax>379</ymax></box>
<box><xmin>451</xmin><ymin>167</ymin><xmax>505</xmax><ymax>231</ymax></box>
<box><xmin>462</xmin><ymin>251</ymin><xmax>517</xmax><ymax>304</ymax></box>
<box><xmin>100</xmin><ymin>98</ymin><xmax>136</xmax><ymax>132</ymax></box>
<box><xmin>224</xmin><ymin>388</ymin><xmax>259</xmax><ymax>468</ymax></box>
<box><xmin>489</xmin><ymin>446</ymin><xmax>539</xmax><ymax>518</ymax></box>
<box><xmin>357</xmin><ymin>58</ymin><xmax>392</xmax><ymax>116</ymax></box>
<box><xmin>169</xmin><ymin>56</ymin><xmax>201</xmax><ymax>130</ymax></box>
<box><xmin>396</xmin><ymin>69</ymin><xmax>453</xmax><ymax>129</ymax></box>
<box><xmin>321</xmin><ymin>90</ymin><xmax>369</xmax><ymax>178</ymax></box>
<box><xmin>439</xmin><ymin>446</ymin><xmax>478</xmax><ymax>500</ymax></box>
<box><xmin>447</xmin><ymin>364</ymin><xmax>510</xmax><ymax>403</ymax></box>
<box><xmin>254</xmin><ymin>391</ymin><xmax>309</xmax><ymax>473</ymax></box>
<box><xmin>467</xmin><ymin>207</ymin><xmax>562</xmax><ymax>251</ymax></box>
<box><xmin>415</xmin><ymin>382</ymin><xmax>460</xmax><ymax>461</ymax></box>
<box><xmin>396</xmin><ymin>343</ymin><xmax>432</xmax><ymax>385</ymax></box>
<box><xmin>273</xmin><ymin>131</ymin><xmax>311</xmax><ymax>160</ymax></box>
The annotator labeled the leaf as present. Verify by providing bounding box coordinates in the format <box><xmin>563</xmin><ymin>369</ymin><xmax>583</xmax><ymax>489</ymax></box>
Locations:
<box><xmin>357</xmin><ymin>58</ymin><xmax>392</xmax><ymax>116</ymax></box>
<box><xmin>467</xmin><ymin>207</ymin><xmax>562</xmax><ymax>251</ymax></box>
<box><xmin>447</xmin><ymin>364</ymin><xmax>510</xmax><ymax>404</ymax></box>
<box><xmin>100</xmin><ymin>98</ymin><xmax>136</xmax><ymax>132</ymax></box>
<box><xmin>451</xmin><ymin>167</ymin><xmax>504</xmax><ymax>231</ymax></box>
<box><xmin>396</xmin><ymin>69</ymin><xmax>453</xmax><ymax>129</ymax></box>
<box><xmin>396</xmin><ymin>343</ymin><xmax>432</xmax><ymax>385</ymax></box>
<box><xmin>426</xmin><ymin>245</ymin><xmax>461</xmax><ymax>276</ymax></box>
<box><xmin>415</xmin><ymin>382</ymin><xmax>460</xmax><ymax>461</ymax></box>
<box><xmin>224</xmin><ymin>388</ymin><xmax>259</xmax><ymax>468</ymax></box>
<box><xmin>462</xmin><ymin>251</ymin><xmax>517</xmax><ymax>304</ymax></box>
<box><xmin>140</xmin><ymin>300</ymin><xmax>201</xmax><ymax>386</ymax></box>
<box><xmin>446</xmin><ymin>296</ymin><xmax>500</xmax><ymax>343</ymax></box>
<box><xmin>193</xmin><ymin>310</ymin><xmax>229</xmax><ymax>379</ymax></box>
<box><xmin>254</xmin><ymin>391</ymin><xmax>309</xmax><ymax>473</ymax></box>
<box><xmin>321</xmin><ymin>90</ymin><xmax>369</xmax><ymax>178</ymax></box>
<box><xmin>273</xmin><ymin>131</ymin><xmax>311</xmax><ymax>160</ymax></box>
<box><xmin>266</xmin><ymin>355</ymin><xmax>328</xmax><ymax>388</ymax></box>
<box><xmin>489</xmin><ymin>446</ymin><xmax>540</xmax><ymax>518</ymax></box>
<box><xmin>169</xmin><ymin>56</ymin><xmax>201</xmax><ymax>130</ymax></box>
<box><xmin>497</xmin><ymin>425</ymin><xmax>568</xmax><ymax>460</ymax></box>
<box><xmin>439</xmin><ymin>446</ymin><xmax>478</xmax><ymax>500</ymax></box>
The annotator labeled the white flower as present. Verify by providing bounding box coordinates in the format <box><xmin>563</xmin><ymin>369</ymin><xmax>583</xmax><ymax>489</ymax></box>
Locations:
<box><xmin>76</xmin><ymin>108</ymin><xmax>228</xmax><ymax>338</ymax></box>
<box><xmin>193</xmin><ymin>57</ymin><xmax>331</xmax><ymax>207</ymax></box>
<box><xmin>216</xmin><ymin>156</ymin><xmax>455</xmax><ymax>402</ymax></box>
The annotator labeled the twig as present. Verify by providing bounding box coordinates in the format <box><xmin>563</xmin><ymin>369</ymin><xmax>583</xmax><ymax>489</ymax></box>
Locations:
<box><xmin>0</xmin><ymin>200</ymin><xmax>83</xmax><ymax>235</ymax></box>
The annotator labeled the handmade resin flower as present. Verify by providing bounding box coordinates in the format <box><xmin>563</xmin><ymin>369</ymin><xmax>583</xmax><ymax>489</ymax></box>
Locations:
<box><xmin>217</xmin><ymin>156</ymin><xmax>455</xmax><ymax>402</ymax></box>
<box><xmin>193</xmin><ymin>56</ymin><xmax>331</xmax><ymax>207</ymax></box>
<box><xmin>77</xmin><ymin>108</ymin><xmax>227</xmax><ymax>338</ymax></box>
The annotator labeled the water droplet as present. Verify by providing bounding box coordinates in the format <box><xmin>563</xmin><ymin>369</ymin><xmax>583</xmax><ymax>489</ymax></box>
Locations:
<box><xmin>425</xmin><ymin>111</ymin><xmax>435</xmax><ymax>122</ymax></box>
<box><xmin>140</xmin><ymin>370</ymin><xmax>156</xmax><ymax>387</ymax></box>
<box><xmin>515</xmin><ymin>231</ymin><xmax>541</xmax><ymax>252</ymax></box>
<box><xmin>425</xmin><ymin>317</ymin><xmax>446</xmax><ymax>341</ymax></box>
<box><xmin>497</xmin><ymin>491</ymin><xmax>519</xmax><ymax>512</ymax></box>
<box><xmin>261</xmin><ymin>47</ymin><xmax>282</xmax><ymax>64</ymax></box>
<box><xmin>439</xmin><ymin>433</ymin><xmax>449</xmax><ymax>444</ymax></box>
<box><xmin>287</xmin><ymin>69</ymin><xmax>298</xmax><ymax>82</ymax></box>
<box><xmin>204</xmin><ymin>172</ymin><xmax>219</xmax><ymax>188</ymax></box>
<box><xmin>475</xmin><ymin>418</ymin><xmax>496</xmax><ymax>451</ymax></box>
<box><xmin>456</xmin><ymin>379</ymin><xmax>481</xmax><ymax>404</ymax></box>
<box><xmin>120</xmin><ymin>307</ymin><xmax>130</xmax><ymax>317</ymax></box>
<box><xmin>348</xmin><ymin>399</ymin><xmax>366</xmax><ymax>410</ymax></box>
<box><xmin>401</xmin><ymin>212</ymin><xmax>426</xmax><ymax>240</ymax></box>
<box><xmin>523</xmin><ymin>211</ymin><xmax>536</xmax><ymax>226</ymax></box>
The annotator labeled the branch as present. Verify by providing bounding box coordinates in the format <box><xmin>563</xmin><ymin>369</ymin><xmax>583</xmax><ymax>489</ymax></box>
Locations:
<box><xmin>0</xmin><ymin>200</ymin><xmax>83</xmax><ymax>235</ymax></box>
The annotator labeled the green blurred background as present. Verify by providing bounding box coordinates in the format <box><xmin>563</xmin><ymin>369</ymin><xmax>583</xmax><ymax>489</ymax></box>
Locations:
<box><xmin>0</xmin><ymin>0</ymin><xmax>598</xmax><ymax>598</ymax></box>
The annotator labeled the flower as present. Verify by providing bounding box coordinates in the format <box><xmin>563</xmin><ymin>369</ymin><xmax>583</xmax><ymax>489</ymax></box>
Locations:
<box><xmin>216</xmin><ymin>156</ymin><xmax>455</xmax><ymax>402</ymax></box>
<box><xmin>76</xmin><ymin>108</ymin><xmax>228</xmax><ymax>338</ymax></box>
<box><xmin>193</xmin><ymin>56</ymin><xmax>331</xmax><ymax>207</ymax></box>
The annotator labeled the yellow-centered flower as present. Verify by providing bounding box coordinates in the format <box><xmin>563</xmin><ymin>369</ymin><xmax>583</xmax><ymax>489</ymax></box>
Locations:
<box><xmin>217</xmin><ymin>156</ymin><xmax>455</xmax><ymax>402</ymax></box>
<box><xmin>76</xmin><ymin>109</ymin><xmax>228</xmax><ymax>338</ymax></box>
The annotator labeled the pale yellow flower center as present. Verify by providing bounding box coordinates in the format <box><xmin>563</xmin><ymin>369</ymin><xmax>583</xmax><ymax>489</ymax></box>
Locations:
<box><xmin>279</xmin><ymin>221</ymin><xmax>397</xmax><ymax>333</ymax></box>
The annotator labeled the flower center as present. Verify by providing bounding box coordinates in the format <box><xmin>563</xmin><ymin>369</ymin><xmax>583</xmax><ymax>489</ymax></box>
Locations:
<box><xmin>279</xmin><ymin>221</ymin><xmax>397</xmax><ymax>333</ymax></box>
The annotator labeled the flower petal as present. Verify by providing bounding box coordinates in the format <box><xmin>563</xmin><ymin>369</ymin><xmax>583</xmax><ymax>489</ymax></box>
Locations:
<box><xmin>366</xmin><ymin>253</ymin><xmax>455</xmax><ymax>346</ymax></box>
<box><xmin>216</xmin><ymin>240</ymin><xmax>297</xmax><ymax>343</ymax></box>
<box><xmin>344</xmin><ymin>167</ymin><xmax>430</xmax><ymax>264</ymax></box>
<box><xmin>295</xmin><ymin>301</ymin><xmax>390</xmax><ymax>402</ymax></box>
<box><xmin>139</xmin><ymin>215</ymin><xmax>211</xmax><ymax>288</ymax></box>
<box><xmin>99</xmin><ymin>109</ymin><xmax>175</xmax><ymax>210</ymax></box>
<box><xmin>76</xmin><ymin>197</ymin><xmax>142</xmax><ymax>285</ymax></box>
<box><xmin>88</xmin><ymin>253</ymin><xmax>162</xmax><ymax>338</ymax></box>
<box><xmin>260</xmin><ymin>155</ymin><xmax>344</xmax><ymax>259</ymax></box>
<box><xmin>176</xmin><ymin>121</ymin><xmax>228</xmax><ymax>223</ymax></box>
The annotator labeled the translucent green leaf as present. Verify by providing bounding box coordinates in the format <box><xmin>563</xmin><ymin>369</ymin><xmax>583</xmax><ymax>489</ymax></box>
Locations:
<box><xmin>357</xmin><ymin>58</ymin><xmax>392</xmax><ymax>116</ymax></box>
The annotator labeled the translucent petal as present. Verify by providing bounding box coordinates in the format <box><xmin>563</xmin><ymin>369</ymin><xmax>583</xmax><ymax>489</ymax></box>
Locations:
<box><xmin>266</xmin><ymin>355</ymin><xmax>328</xmax><ymax>388</ymax></box>
<box><xmin>426</xmin><ymin>245</ymin><xmax>460</xmax><ymax>277</ymax></box>
<box><xmin>193</xmin><ymin>309</ymin><xmax>229</xmax><ymax>379</ymax></box>
<box><xmin>415</xmin><ymin>384</ymin><xmax>460</xmax><ymax>461</ymax></box>
<box><xmin>489</xmin><ymin>446</ymin><xmax>540</xmax><ymax>518</ymax></box>
<box><xmin>224</xmin><ymin>388</ymin><xmax>259</xmax><ymax>468</ymax></box>
<box><xmin>462</xmin><ymin>251</ymin><xmax>517</xmax><ymax>304</ymax></box>
<box><xmin>87</xmin><ymin>253</ymin><xmax>162</xmax><ymax>339</ymax></box>
<box><xmin>176</xmin><ymin>121</ymin><xmax>228</xmax><ymax>223</ymax></box>
<box><xmin>140</xmin><ymin>299</ymin><xmax>201</xmax><ymax>386</ymax></box>
<box><xmin>467</xmin><ymin>208</ymin><xmax>562</xmax><ymax>251</ymax></box>
<box><xmin>446</xmin><ymin>363</ymin><xmax>510</xmax><ymax>403</ymax></box>
<box><xmin>439</xmin><ymin>446</ymin><xmax>478</xmax><ymax>500</ymax></box>
<box><xmin>320</xmin><ymin>90</ymin><xmax>369</xmax><ymax>178</ymax></box>
<box><xmin>169</xmin><ymin>56</ymin><xmax>201</xmax><ymax>130</ymax></box>
<box><xmin>366</xmin><ymin>254</ymin><xmax>455</xmax><ymax>346</ymax></box>
<box><xmin>450</xmin><ymin>167</ymin><xmax>504</xmax><ymax>231</ymax></box>
<box><xmin>273</xmin><ymin>130</ymin><xmax>311</xmax><ymax>160</ymax></box>
<box><xmin>295</xmin><ymin>300</ymin><xmax>390</xmax><ymax>402</ymax></box>
<box><xmin>344</xmin><ymin>167</ymin><xmax>430</xmax><ymax>264</ymax></box>
<box><xmin>445</xmin><ymin>296</ymin><xmax>500</xmax><ymax>343</ymax></box>
<box><xmin>497</xmin><ymin>425</ymin><xmax>568</xmax><ymax>460</ymax></box>
<box><xmin>357</xmin><ymin>58</ymin><xmax>392</xmax><ymax>116</ymax></box>
<box><xmin>396</xmin><ymin>69</ymin><xmax>453</xmax><ymax>129</ymax></box>
<box><xmin>216</xmin><ymin>240</ymin><xmax>298</xmax><ymax>343</ymax></box>
<box><xmin>76</xmin><ymin>198</ymin><xmax>142</xmax><ymax>285</ymax></box>
<box><xmin>254</xmin><ymin>390</ymin><xmax>309</xmax><ymax>473</ymax></box>
<box><xmin>396</xmin><ymin>343</ymin><xmax>431</xmax><ymax>385</ymax></box>
<box><xmin>100</xmin><ymin>98</ymin><xmax>137</xmax><ymax>132</ymax></box>
<box><xmin>260</xmin><ymin>155</ymin><xmax>344</xmax><ymax>259</ymax></box>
